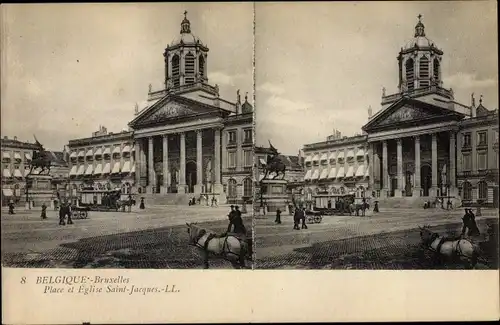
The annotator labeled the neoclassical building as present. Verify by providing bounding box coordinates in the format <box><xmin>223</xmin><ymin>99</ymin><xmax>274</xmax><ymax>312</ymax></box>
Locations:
<box><xmin>302</xmin><ymin>16</ymin><xmax>498</xmax><ymax>207</ymax></box>
<box><xmin>66</xmin><ymin>13</ymin><xmax>253</xmax><ymax>204</ymax></box>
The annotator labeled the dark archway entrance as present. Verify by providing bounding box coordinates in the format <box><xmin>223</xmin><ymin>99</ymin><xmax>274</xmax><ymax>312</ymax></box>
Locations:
<box><xmin>421</xmin><ymin>165</ymin><xmax>432</xmax><ymax>196</ymax></box>
<box><xmin>186</xmin><ymin>161</ymin><xmax>197</xmax><ymax>194</ymax></box>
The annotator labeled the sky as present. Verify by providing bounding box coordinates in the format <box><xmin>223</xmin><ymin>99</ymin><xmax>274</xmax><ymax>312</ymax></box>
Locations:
<box><xmin>1</xmin><ymin>3</ymin><xmax>253</xmax><ymax>150</ymax></box>
<box><xmin>255</xmin><ymin>1</ymin><xmax>498</xmax><ymax>155</ymax></box>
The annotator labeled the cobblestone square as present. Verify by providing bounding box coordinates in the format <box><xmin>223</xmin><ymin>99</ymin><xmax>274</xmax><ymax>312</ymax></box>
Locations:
<box><xmin>1</xmin><ymin>205</ymin><xmax>252</xmax><ymax>269</ymax></box>
<box><xmin>255</xmin><ymin>208</ymin><xmax>498</xmax><ymax>269</ymax></box>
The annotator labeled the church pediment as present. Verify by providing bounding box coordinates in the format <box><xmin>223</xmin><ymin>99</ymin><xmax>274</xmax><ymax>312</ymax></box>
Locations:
<box><xmin>129</xmin><ymin>95</ymin><xmax>226</xmax><ymax>128</ymax></box>
<box><xmin>363</xmin><ymin>98</ymin><xmax>464</xmax><ymax>132</ymax></box>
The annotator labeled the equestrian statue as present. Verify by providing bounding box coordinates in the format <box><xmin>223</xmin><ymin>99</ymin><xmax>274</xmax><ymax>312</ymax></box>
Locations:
<box><xmin>262</xmin><ymin>140</ymin><xmax>286</xmax><ymax>180</ymax></box>
<box><xmin>25</xmin><ymin>135</ymin><xmax>52</xmax><ymax>208</ymax></box>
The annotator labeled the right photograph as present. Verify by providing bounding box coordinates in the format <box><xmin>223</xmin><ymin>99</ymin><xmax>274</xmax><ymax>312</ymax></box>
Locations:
<box><xmin>253</xmin><ymin>2</ymin><xmax>499</xmax><ymax>269</ymax></box>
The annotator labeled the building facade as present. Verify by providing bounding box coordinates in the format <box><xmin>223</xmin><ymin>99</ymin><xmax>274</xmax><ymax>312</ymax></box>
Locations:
<box><xmin>66</xmin><ymin>13</ymin><xmax>253</xmax><ymax>204</ymax></box>
<box><xmin>301</xmin><ymin>16</ymin><xmax>498</xmax><ymax>207</ymax></box>
<box><xmin>1</xmin><ymin>136</ymin><xmax>69</xmax><ymax>206</ymax></box>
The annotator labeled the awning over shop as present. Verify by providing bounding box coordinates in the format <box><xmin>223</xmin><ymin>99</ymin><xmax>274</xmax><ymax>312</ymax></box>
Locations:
<box><xmin>112</xmin><ymin>146</ymin><xmax>121</xmax><ymax>155</ymax></box>
<box><xmin>69</xmin><ymin>166</ymin><xmax>77</xmax><ymax>176</ymax></box>
<box><xmin>345</xmin><ymin>166</ymin><xmax>355</xmax><ymax>178</ymax></box>
<box><xmin>2</xmin><ymin>152</ymin><xmax>11</xmax><ymax>159</ymax></box>
<box><xmin>122</xmin><ymin>145</ymin><xmax>131</xmax><ymax>153</ymax></box>
<box><xmin>14</xmin><ymin>153</ymin><xmax>22</xmax><ymax>160</ymax></box>
<box><xmin>3</xmin><ymin>169</ymin><xmax>11</xmax><ymax>178</ymax></box>
<box><xmin>337</xmin><ymin>151</ymin><xmax>344</xmax><ymax>159</ymax></box>
<box><xmin>328</xmin><ymin>168</ymin><xmax>337</xmax><ymax>179</ymax></box>
<box><xmin>346</xmin><ymin>150</ymin><xmax>355</xmax><ymax>159</ymax></box>
<box><xmin>13</xmin><ymin>169</ymin><xmax>23</xmax><ymax>178</ymax></box>
<box><xmin>103</xmin><ymin>147</ymin><xmax>111</xmax><ymax>155</ymax></box>
<box><xmin>311</xmin><ymin>169</ymin><xmax>320</xmax><ymax>180</ymax></box>
<box><xmin>24</xmin><ymin>168</ymin><xmax>30</xmax><ymax>176</ymax></box>
<box><xmin>70</xmin><ymin>151</ymin><xmax>77</xmax><ymax>158</ymax></box>
<box><xmin>2</xmin><ymin>189</ymin><xmax>13</xmax><ymax>196</ymax></box>
<box><xmin>356</xmin><ymin>149</ymin><xmax>365</xmax><ymax>157</ymax></box>
<box><xmin>121</xmin><ymin>161</ymin><xmax>131</xmax><ymax>173</ymax></box>
<box><xmin>319</xmin><ymin>168</ymin><xmax>329</xmax><ymax>179</ymax></box>
<box><xmin>102</xmin><ymin>163</ymin><xmax>111</xmax><ymax>174</ymax></box>
<box><xmin>94</xmin><ymin>164</ymin><xmax>103</xmax><ymax>175</ymax></box>
<box><xmin>85</xmin><ymin>165</ymin><xmax>93</xmax><ymax>175</ymax></box>
<box><xmin>312</xmin><ymin>154</ymin><xmax>320</xmax><ymax>162</ymax></box>
<box><xmin>78</xmin><ymin>150</ymin><xmax>85</xmax><ymax>158</ymax></box>
<box><xmin>25</xmin><ymin>152</ymin><xmax>32</xmax><ymax>160</ymax></box>
<box><xmin>85</xmin><ymin>149</ymin><xmax>93</xmax><ymax>157</ymax></box>
<box><xmin>111</xmin><ymin>162</ymin><xmax>121</xmax><ymax>174</ymax></box>
<box><xmin>320</xmin><ymin>153</ymin><xmax>328</xmax><ymax>161</ymax></box>
<box><xmin>328</xmin><ymin>152</ymin><xmax>336</xmax><ymax>161</ymax></box>
<box><xmin>304</xmin><ymin>170</ymin><xmax>312</xmax><ymax>181</ymax></box>
<box><xmin>130</xmin><ymin>163</ymin><xmax>136</xmax><ymax>174</ymax></box>
<box><xmin>336</xmin><ymin>167</ymin><xmax>345</xmax><ymax>178</ymax></box>
<box><xmin>76</xmin><ymin>165</ymin><xmax>85</xmax><ymax>175</ymax></box>
<box><xmin>304</xmin><ymin>156</ymin><xmax>312</xmax><ymax>163</ymax></box>
<box><xmin>355</xmin><ymin>165</ymin><xmax>365</xmax><ymax>177</ymax></box>
<box><xmin>94</xmin><ymin>148</ymin><xmax>102</xmax><ymax>156</ymax></box>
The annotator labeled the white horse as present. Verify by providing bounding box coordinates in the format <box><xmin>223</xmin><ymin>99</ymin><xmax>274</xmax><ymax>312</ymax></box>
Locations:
<box><xmin>419</xmin><ymin>225</ymin><xmax>480</xmax><ymax>269</ymax></box>
<box><xmin>186</xmin><ymin>222</ymin><xmax>249</xmax><ymax>269</ymax></box>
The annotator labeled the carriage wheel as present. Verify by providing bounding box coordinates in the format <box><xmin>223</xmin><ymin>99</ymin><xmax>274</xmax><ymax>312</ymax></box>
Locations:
<box><xmin>314</xmin><ymin>215</ymin><xmax>322</xmax><ymax>224</ymax></box>
<box><xmin>307</xmin><ymin>216</ymin><xmax>314</xmax><ymax>224</ymax></box>
<box><xmin>83</xmin><ymin>211</ymin><xmax>88</xmax><ymax>219</ymax></box>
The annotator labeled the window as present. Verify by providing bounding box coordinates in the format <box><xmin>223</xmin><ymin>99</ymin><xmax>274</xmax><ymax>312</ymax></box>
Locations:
<box><xmin>184</xmin><ymin>53</ymin><xmax>195</xmax><ymax>84</ymax></box>
<box><xmin>477</xmin><ymin>131</ymin><xmax>487</xmax><ymax>146</ymax></box>
<box><xmin>198</xmin><ymin>56</ymin><xmax>205</xmax><ymax>78</ymax></box>
<box><xmin>171</xmin><ymin>54</ymin><xmax>180</xmax><ymax>87</ymax></box>
<box><xmin>419</xmin><ymin>56</ymin><xmax>429</xmax><ymax>79</ymax></box>
<box><xmin>243</xmin><ymin>178</ymin><xmax>252</xmax><ymax>197</ymax></box>
<box><xmin>462</xmin><ymin>133</ymin><xmax>471</xmax><ymax>148</ymax></box>
<box><xmin>243</xmin><ymin>150</ymin><xmax>252</xmax><ymax>167</ymax></box>
<box><xmin>463</xmin><ymin>154</ymin><xmax>472</xmax><ymax>171</ymax></box>
<box><xmin>227</xmin><ymin>131</ymin><xmax>237</xmax><ymax>145</ymax></box>
<box><xmin>433</xmin><ymin>58</ymin><xmax>440</xmax><ymax>83</ymax></box>
<box><xmin>462</xmin><ymin>181</ymin><xmax>472</xmax><ymax>201</ymax></box>
<box><xmin>477</xmin><ymin>151</ymin><xmax>487</xmax><ymax>170</ymax></box>
<box><xmin>405</xmin><ymin>58</ymin><xmax>415</xmax><ymax>91</ymax></box>
<box><xmin>228</xmin><ymin>151</ymin><xmax>236</xmax><ymax>168</ymax></box>
<box><xmin>227</xmin><ymin>179</ymin><xmax>237</xmax><ymax>198</ymax></box>
<box><xmin>478</xmin><ymin>181</ymin><xmax>488</xmax><ymax>201</ymax></box>
<box><xmin>243</xmin><ymin>129</ymin><xmax>252</xmax><ymax>143</ymax></box>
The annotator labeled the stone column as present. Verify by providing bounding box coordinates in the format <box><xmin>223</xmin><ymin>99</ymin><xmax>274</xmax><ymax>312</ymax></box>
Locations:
<box><xmin>430</xmin><ymin>133</ymin><xmax>438</xmax><ymax>197</ymax></box>
<box><xmin>178</xmin><ymin>132</ymin><xmax>187</xmax><ymax>194</ymax></box>
<box><xmin>395</xmin><ymin>138</ymin><xmax>403</xmax><ymax>197</ymax></box>
<box><xmin>139</xmin><ymin>139</ymin><xmax>146</xmax><ymax>183</ymax></box>
<box><xmin>368</xmin><ymin>142</ymin><xmax>374</xmax><ymax>192</ymax></box>
<box><xmin>148</xmin><ymin>137</ymin><xmax>155</xmax><ymax>194</ymax></box>
<box><xmin>413</xmin><ymin>135</ymin><xmax>421</xmax><ymax>197</ymax></box>
<box><xmin>213</xmin><ymin>128</ymin><xmax>225</xmax><ymax>202</ymax></box>
<box><xmin>194</xmin><ymin>130</ymin><xmax>204</xmax><ymax>194</ymax></box>
<box><xmin>382</xmin><ymin>140</ymin><xmax>388</xmax><ymax>198</ymax></box>
<box><xmin>162</xmin><ymin>135</ymin><xmax>169</xmax><ymax>193</ymax></box>
<box><xmin>449</xmin><ymin>131</ymin><xmax>457</xmax><ymax>196</ymax></box>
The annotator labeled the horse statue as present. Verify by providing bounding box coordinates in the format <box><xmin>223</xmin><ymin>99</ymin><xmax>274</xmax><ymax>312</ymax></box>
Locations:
<box><xmin>29</xmin><ymin>135</ymin><xmax>52</xmax><ymax>175</ymax></box>
<box><xmin>418</xmin><ymin>225</ymin><xmax>480</xmax><ymax>269</ymax></box>
<box><xmin>186</xmin><ymin>222</ymin><xmax>249</xmax><ymax>269</ymax></box>
<box><xmin>262</xmin><ymin>140</ymin><xmax>286</xmax><ymax>180</ymax></box>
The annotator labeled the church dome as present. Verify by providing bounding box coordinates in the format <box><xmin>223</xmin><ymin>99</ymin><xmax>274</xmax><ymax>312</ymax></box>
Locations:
<box><xmin>402</xmin><ymin>15</ymin><xmax>439</xmax><ymax>50</ymax></box>
<box><xmin>169</xmin><ymin>11</ymin><xmax>205</xmax><ymax>47</ymax></box>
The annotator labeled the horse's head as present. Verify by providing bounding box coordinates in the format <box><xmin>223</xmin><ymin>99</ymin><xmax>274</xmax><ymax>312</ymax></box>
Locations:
<box><xmin>186</xmin><ymin>222</ymin><xmax>204</xmax><ymax>244</ymax></box>
<box><xmin>419</xmin><ymin>225</ymin><xmax>435</xmax><ymax>244</ymax></box>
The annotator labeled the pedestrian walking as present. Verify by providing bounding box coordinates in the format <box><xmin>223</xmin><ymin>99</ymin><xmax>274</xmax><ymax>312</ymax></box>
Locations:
<box><xmin>139</xmin><ymin>197</ymin><xmax>145</xmax><ymax>209</ymax></box>
<box><xmin>373</xmin><ymin>200</ymin><xmax>379</xmax><ymax>213</ymax></box>
<box><xmin>275</xmin><ymin>208</ymin><xmax>282</xmax><ymax>224</ymax></box>
<box><xmin>8</xmin><ymin>199</ymin><xmax>15</xmax><ymax>214</ymax></box>
<box><xmin>293</xmin><ymin>206</ymin><xmax>301</xmax><ymax>230</ymax></box>
<box><xmin>59</xmin><ymin>200</ymin><xmax>73</xmax><ymax>226</ymax></box>
<box><xmin>461</xmin><ymin>208</ymin><xmax>480</xmax><ymax>237</ymax></box>
<box><xmin>41</xmin><ymin>203</ymin><xmax>47</xmax><ymax>220</ymax></box>
<box><xmin>361</xmin><ymin>197</ymin><xmax>366</xmax><ymax>217</ymax></box>
<box><xmin>301</xmin><ymin>207</ymin><xmax>308</xmax><ymax>229</ymax></box>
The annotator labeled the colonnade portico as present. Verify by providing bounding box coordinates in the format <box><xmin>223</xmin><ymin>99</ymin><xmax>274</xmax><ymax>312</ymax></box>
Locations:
<box><xmin>134</xmin><ymin>126</ymin><xmax>223</xmax><ymax>195</ymax></box>
<box><xmin>370</xmin><ymin>129</ymin><xmax>457</xmax><ymax>198</ymax></box>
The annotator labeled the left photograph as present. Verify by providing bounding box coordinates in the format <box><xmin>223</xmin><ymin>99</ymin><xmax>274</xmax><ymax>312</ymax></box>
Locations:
<box><xmin>1</xmin><ymin>3</ymin><xmax>254</xmax><ymax>269</ymax></box>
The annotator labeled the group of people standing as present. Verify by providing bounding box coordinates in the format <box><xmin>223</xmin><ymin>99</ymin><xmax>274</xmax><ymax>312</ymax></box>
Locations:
<box><xmin>273</xmin><ymin>206</ymin><xmax>308</xmax><ymax>230</ymax></box>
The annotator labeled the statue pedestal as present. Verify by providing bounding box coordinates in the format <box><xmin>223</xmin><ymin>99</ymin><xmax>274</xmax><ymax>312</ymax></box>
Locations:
<box><xmin>25</xmin><ymin>174</ymin><xmax>53</xmax><ymax>208</ymax></box>
<box><xmin>258</xmin><ymin>179</ymin><xmax>288</xmax><ymax>214</ymax></box>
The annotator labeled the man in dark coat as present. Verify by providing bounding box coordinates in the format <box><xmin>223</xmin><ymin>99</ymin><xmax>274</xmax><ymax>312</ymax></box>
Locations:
<box><xmin>275</xmin><ymin>208</ymin><xmax>282</xmax><ymax>224</ymax></box>
<box><xmin>293</xmin><ymin>206</ymin><xmax>301</xmax><ymax>230</ymax></box>
<box><xmin>41</xmin><ymin>203</ymin><xmax>47</xmax><ymax>220</ymax></box>
<box><xmin>59</xmin><ymin>200</ymin><xmax>73</xmax><ymax>225</ymax></box>
<box><xmin>8</xmin><ymin>199</ymin><xmax>15</xmax><ymax>214</ymax></box>
<box><xmin>462</xmin><ymin>208</ymin><xmax>480</xmax><ymax>237</ymax></box>
<box><xmin>301</xmin><ymin>207</ymin><xmax>308</xmax><ymax>229</ymax></box>
<box><xmin>226</xmin><ymin>206</ymin><xmax>247</xmax><ymax>238</ymax></box>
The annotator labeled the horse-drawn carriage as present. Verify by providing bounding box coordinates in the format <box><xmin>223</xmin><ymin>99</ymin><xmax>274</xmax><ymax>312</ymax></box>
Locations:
<box><xmin>305</xmin><ymin>210</ymin><xmax>323</xmax><ymax>224</ymax></box>
<box><xmin>71</xmin><ymin>206</ymin><xmax>90</xmax><ymax>219</ymax></box>
<box><xmin>77</xmin><ymin>189</ymin><xmax>135</xmax><ymax>212</ymax></box>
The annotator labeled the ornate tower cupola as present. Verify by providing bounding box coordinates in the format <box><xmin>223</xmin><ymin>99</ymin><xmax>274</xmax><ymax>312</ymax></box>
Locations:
<box><xmin>397</xmin><ymin>15</ymin><xmax>444</xmax><ymax>93</ymax></box>
<box><xmin>163</xmin><ymin>11</ymin><xmax>210</xmax><ymax>91</ymax></box>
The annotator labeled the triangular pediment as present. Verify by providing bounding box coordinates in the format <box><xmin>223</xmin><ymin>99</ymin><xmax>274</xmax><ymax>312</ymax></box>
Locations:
<box><xmin>363</xmin><ymin>98</ymin><xmax>465</xmax><ymax>132</ymax></box>
<box><xmin>129</xmin><ymin>95</ymin><xmax>228</xmax><ymax>128</ymax></box>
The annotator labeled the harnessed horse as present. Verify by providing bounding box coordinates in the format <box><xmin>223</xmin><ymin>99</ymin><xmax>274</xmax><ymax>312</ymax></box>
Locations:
<box><xmin>116</xmin><ymin>198</ymin><xmax>135</xmax><ymax>212</ymax></box>
<box><xmin>186</xmin><ymin>222</ymin><xmax>249</xmax><ymax>269</ymax></box>
<box><xmin>419</xmin><ymin>225</ymin><xmax>480</xmax><ymax>269</ymax></box>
